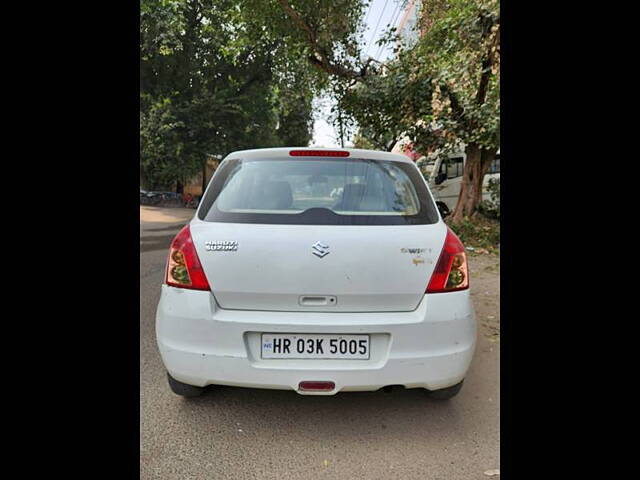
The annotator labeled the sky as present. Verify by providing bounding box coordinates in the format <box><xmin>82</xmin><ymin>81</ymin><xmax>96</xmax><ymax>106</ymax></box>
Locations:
<box><xmin>310</xmin><ymin>0</ymin><xmax>404</xmax><ymax>147</ymax></box>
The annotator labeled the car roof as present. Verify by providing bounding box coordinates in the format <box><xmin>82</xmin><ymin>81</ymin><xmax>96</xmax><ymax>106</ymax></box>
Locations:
<box><xmin>224</xmin><ymin>147</ymin><xmax>413</xmax><ymax>164</ymax></box>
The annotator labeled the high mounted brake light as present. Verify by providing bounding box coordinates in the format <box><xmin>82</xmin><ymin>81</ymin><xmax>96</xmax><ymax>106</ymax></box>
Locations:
<box><xmin>289</xmin><ymin>150</ymin><xmax>350</xmax><ymax>157</ymax></box>
<box><xmin>426</xmin><ymin>227</ymin><xmax>469</xmax><ymax>293</ymax></box>
<box><xmin>165</xmin><ymin>225</ymin><xmax>210</xmax><ymax>291</ymax></box>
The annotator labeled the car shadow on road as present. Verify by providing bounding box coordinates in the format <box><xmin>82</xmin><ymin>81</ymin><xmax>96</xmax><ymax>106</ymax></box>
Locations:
<box><xmin>173</xmin><ymin>385</ymin><xmax>466</xmax><ymax>442</ymax></box>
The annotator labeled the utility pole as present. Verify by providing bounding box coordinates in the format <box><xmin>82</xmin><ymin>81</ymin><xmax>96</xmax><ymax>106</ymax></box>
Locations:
<box><xmin>338</xmin><ymin>107</ymin><xmax>345</xmax><ymax>148</ymax></box>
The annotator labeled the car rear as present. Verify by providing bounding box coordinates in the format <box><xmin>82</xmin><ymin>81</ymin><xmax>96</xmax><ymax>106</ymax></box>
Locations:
<box><xmin>156</xmin><ymin>147</ymin><xmax>476</xmax><ymax>396</ymax></box>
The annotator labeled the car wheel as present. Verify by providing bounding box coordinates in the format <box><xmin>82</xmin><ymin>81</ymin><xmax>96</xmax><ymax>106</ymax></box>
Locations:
<box><xmin>426</xmin><ymin>380</ymin><xmax>464</xmax><ymax>400</ymax></box>
<box><xmin>167</xmin><ymin>373</ymin><xmax>206</xmax><ymax>397</ymax></box>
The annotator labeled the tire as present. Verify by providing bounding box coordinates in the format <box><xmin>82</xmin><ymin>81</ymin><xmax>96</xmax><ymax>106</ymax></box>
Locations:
<box><xmin>426</xmin><ymin>380</ymin><xmax>464</xmax><ymax>400</ymax></box>
<box><xmin>167</xmin><ymin>373</ymin><xmax>205</xmax><ymax>398</ymax></box>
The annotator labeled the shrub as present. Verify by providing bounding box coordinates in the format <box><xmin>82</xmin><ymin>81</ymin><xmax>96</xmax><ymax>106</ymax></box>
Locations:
<box><xmin>479</xmin><ymin>177</ymin><xmax>500</xmax><ymax>219</ymax></box>
<box><xmin>447</xmin><ymin>215</ymin><xmax>500</xmax><ymax>253</ymax></box>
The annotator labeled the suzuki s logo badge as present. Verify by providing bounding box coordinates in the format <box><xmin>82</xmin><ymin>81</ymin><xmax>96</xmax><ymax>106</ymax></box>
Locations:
<box><xmin>311</xmin><ymin>241</ymin><xmax>330</xmax><ymax>258</ymax></box>
<box><xmin>205</xmin><ymin>240</ymin><xmax>238</xmax><ymax>252</ymax></box>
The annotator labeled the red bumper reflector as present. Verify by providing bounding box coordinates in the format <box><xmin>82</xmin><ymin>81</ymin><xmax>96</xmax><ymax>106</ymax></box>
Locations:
<box><xmin>298</xmin><ymin>381</ymin><xmax>336</xmax><ymax>392</ymax></box>
<box><xmin>289</xmin><ymin>150</ymin><xmax>349</xmax><ymax>157</ymax></box>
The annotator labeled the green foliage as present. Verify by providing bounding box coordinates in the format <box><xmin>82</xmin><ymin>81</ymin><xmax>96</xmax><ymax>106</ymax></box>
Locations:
<box><xmin>140</xmin><ymin>96</ymin><xmax>196</xmax><ymax>190</ymax></box>
<box><xmin>140</xmin><ymin>0</ymin><xmax>500</xmax><ymax>203</ymax></box>
<box><xmin>447</xmin><ymin>215</ymin><xmax>500</xmax><ymax>253</ymax></box>
<box><xmin>274</xmin><ymin>77</ymin><xmax>315</xmax><ymax>147</ymax></box>
<box><xmin>351</xmin><ymin>129</ymin><xmax>378</xmax><ymax>150</ymax></box>
<box><xmin>241</xmin><ymin>0</ymin><xmax>376</xmax><ymax>146</ymax></box>
<box><xmin>245</xmin><ymin>0</ymin><xmax>501</xmax><ymax>167</ymax></box>
<box><xmin>140</xmin><ymin>0</ymin><xmax>316</xmax><ymax>189</ymax></box>
<box><xmin>242</xmin><ymin>0</ymin><xmax>369</xmax><ymax>81</ymax></box>
<box><xmin>479</xmin><ymin>177</ymin><xmax>500</xmax><ymax>219</ymax></box>
<box><xmin>337</xmin><ymin>0</ymin><xmax>499</xmax><ymax>158</ymax></box>
<box><xmin>338</xmin><ymin>70</ymin><xmax>420</xmax><ymax>150</ymax></box>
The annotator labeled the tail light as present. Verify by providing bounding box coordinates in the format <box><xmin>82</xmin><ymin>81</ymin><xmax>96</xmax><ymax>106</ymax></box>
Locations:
<box><xmin>165</xmin><ymin>225</ymin><xmax>210</xmax><ymax>291</ymax></box>
<box><xmin>426</xmin><ymin>227</ymin><xmax>469</xmax><ymax>293</ymax></box>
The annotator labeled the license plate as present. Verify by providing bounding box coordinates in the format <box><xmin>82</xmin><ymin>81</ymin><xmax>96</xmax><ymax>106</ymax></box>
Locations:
<box><xmin>261</xmin><ymin>334</ymin><xmax>370</xmax><ymax>359</ymax></box>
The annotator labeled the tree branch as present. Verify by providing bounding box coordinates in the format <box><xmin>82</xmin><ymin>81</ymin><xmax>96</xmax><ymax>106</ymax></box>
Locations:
<box><xmin>440</xmin><ymin>83</ymin><xmax>465</xmax><ymax>124</ymax></box>
<box><xmin>277</xmin><ymin>0</ymin><xmax>367</xmax><ymax>79</ymax></box>
<box><xmin>475</xmin><ymin>16</ymin><xmax>500</xmax><ymax>105</ymax></box>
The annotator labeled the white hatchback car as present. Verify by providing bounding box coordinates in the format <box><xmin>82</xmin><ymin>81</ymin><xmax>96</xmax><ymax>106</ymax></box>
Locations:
<box><xmin>156</xmin><ymin>147</ymin><xmax>476</xmax><ymax>400</ymax></box>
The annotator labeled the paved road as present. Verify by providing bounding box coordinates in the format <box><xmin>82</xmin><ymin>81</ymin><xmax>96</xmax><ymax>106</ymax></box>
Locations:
<box><xmin>140</xmin><ymin>208</ymin><xmax>500</xmax><ymax>479</ymax></box>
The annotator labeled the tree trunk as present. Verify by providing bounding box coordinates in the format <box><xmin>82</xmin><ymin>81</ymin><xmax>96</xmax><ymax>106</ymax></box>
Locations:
<box><xmin>449</xmin><ymin>144</ymin><xmax>496</xmax><ymax>224</ymax></box>
<box><xmin>176</xmin><ymin>180</ymin><xmax>184</xmax><ymax>195</ymax></box>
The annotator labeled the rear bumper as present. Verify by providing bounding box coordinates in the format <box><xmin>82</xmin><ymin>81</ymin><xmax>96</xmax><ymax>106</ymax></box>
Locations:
<box><xmin>155</xmin><ymin>286</ymin><xmax>476</xmax><ymax>395</ymax></box>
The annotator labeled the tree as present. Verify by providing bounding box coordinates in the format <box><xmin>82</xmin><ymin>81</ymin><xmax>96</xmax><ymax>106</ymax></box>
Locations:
<box><xmin>261</xmin><ymin>0</ymin><xmax>499</xmax><ymax>223</ymax></box>
<box><xmin>140</xmin><ymin>0</ymin><xmax>315</xmax><ymax>190</ymax></box>
<box><xmin>140</xmin><ymin>96</ymin><xmax>194</xmax><ymax>190</ymax></box>
<box><xmin>414</xmin><ymin>0</ymin><xmax>500</xmax><ymax>223</ymax></box>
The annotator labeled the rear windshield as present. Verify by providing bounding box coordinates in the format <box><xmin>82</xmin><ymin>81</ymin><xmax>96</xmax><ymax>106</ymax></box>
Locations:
<box><xmin>198</xmin><ymin>157</ymin><xmax>439</xmax><ymax>225</ymax></box>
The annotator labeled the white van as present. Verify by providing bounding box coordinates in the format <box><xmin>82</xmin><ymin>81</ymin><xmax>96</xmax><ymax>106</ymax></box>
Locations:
<box><xmin>420</xmin><ymin>151</ymin><xmax>500</xmax><ymax>217</ymax></box>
